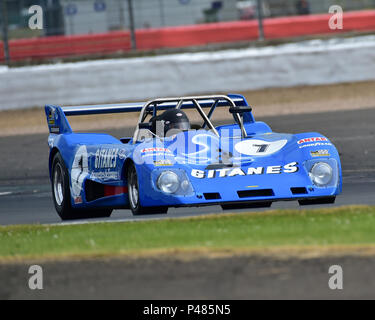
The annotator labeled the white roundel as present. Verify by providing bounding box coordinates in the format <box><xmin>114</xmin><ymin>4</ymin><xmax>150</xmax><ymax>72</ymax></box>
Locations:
<box><xmin>71</xmin><ymin>146</ymin><xmax>89</xmax><ymax>198</ymax></box>
<box><xmin>235</xmin><ymin>139</ymin><xmax>288</xmax><ymax>156</ymax></box>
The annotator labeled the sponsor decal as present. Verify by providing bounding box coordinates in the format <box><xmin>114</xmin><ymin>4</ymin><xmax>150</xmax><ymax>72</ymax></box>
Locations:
<box><xmin>143</xmin><ymin>152</ymin><xmax>173</xmax><ymax>158</ymax></box>
<box><xmin>48</xmin><ymin>108</ymin><xmax>56</xmax><ymax>125</ymax></box>
<box><xmin>48</xmin><ymin>137</ymin><xmax>54</xmax><ymax>148</ymax></box>
<box><xmin>118</xmin><ymin>149</ymin><xmax>127</xmax><ymax>160</ymax></box>
<box><xmin>154</xmin><ymin>160</ymin><xmax>173</xmax><ymax>167</ymax></box>
<box><xmin>91</xmin><ymin>171</ymin><xmax>120</xmax><ymax>181</ymax></box>
<box><xmin>95</xmin><ymin>148</ymin><xmax>119</xmax><ymax>169</ymax></box>
<box><xmin>310</xmin><ymin>149</ymin><xmax>330</xmax><ymax>157</ymax></box>
<box><xmin>191</xmin><ymin>162</ymin><xmax>299</xmax><ymax>179</ymax></box>
<box><xmin>74</xmin><ymin>196</ymin><xmax>83</xmax><ymax>204</ymax></box>
<box><xmin>297</xmin><ymin>137</ymin><xmax>327</xmax><ymax>145</ymax></box>
<box><xmin>235</xmin><ymin>139</ymin><xmax>288</xmax><ymax>156</ymax></box>
<box><xmin>50</xmin><ymin>127</ymin><xmax>60</xmax><ymax>134</ymax></box>
<box><xmin>142</xmin><ymin>147</ymin><xmax>171</xmax><ymax>154</ymax></box>
<box><xmin>141</xmin><ymin>148</ymin><xmax>174</xmax><ymax>159</ymax></box>
<box><xmin>299</xmin><ymin>142</ymin><xmax>332</xmax><ymax>149</ymax></box>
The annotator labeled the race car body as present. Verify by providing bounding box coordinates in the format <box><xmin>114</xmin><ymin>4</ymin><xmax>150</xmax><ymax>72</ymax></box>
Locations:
<box><xmin>45</xmin><ymin>95</ymin><xmax>342</xmax><ymax>220</ymax></box>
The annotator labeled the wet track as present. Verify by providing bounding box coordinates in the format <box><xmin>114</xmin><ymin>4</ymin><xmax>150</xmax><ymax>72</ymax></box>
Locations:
<box><xmin>0</xmin><ymin>108</ymin><xmax>374</xmax><ymax>225</ymax></box>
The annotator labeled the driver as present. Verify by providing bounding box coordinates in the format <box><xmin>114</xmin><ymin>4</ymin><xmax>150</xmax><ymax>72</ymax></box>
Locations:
<box><xmin>151</xmin><ymin>109</ymin><xmax>191</xmax><ymax>137</ymax></box>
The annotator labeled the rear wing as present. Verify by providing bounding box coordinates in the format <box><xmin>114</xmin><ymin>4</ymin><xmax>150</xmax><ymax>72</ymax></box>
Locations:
<box><xmin>45</xmin><ymin>94</ymin><xmax>250</xmax><ymax>134</ymax></box>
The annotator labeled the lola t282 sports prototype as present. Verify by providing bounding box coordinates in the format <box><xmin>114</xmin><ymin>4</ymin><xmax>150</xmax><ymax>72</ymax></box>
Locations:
<box><xmin>45</xmin><ymin>95</ymin><xmax>342</xmax><ymax>220</ymax></box>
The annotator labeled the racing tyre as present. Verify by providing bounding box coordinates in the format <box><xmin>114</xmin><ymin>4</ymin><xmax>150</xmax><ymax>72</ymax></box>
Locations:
<box><xmin>51</xmin><ymin>153</ymin><xmax>112</xmax><ymax>220</ymax></box>
<box><xmin>127</xmin><ymin>162</ymin><xmax>168</xmax><ymax>215</ymax></box>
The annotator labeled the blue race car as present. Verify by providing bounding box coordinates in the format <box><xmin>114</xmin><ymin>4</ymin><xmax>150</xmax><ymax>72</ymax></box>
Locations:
<box><xmin>45</xmin><ymin>95</ymin><xmax>342</xmax><ymax>220</ymax></box>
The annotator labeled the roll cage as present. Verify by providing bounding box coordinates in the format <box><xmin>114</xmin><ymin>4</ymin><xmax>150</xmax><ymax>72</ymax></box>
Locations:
<box><xmin>133</xmin><ymin>95</ymin><xmax>252</xmax><ymax>143</ymax></box>
<box><xmin>47</xmin><ymin>94</ymin><xmax>252</xmax><ymax>138</ymax></box>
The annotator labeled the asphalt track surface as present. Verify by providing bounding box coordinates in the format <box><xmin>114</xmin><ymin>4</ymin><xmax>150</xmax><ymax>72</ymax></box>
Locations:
<box><xmin>2</xmin><ymin>255</ymin><xmax>375</xmax><ymax>300</ymax></box>
<box><xmin>1</xmin><ymin>108</ymin><xmax>375</xmax><ymax>300</ymax></box>
<box><xmin>0</xmin><ymin>108</ymin><xmax>374</xmax><ymax>225</ymax></box>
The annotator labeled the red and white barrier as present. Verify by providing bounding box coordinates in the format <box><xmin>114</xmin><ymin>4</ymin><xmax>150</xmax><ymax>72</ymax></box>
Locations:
<box><xmin>1</xmin><ymin>34</ymin><xmax>375</xmax><ymax>110</ymax></box>
<box><xmin>1</xmin><ymin>10</ymin><xmax>375</xmax><ymax>61</ymax></box>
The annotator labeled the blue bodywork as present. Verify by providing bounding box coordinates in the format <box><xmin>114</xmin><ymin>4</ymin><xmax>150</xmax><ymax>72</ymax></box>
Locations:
<box><xmin>45</xmin><ymin>94</ymin><xmax>342</xmax><ymax>210</ymax></box>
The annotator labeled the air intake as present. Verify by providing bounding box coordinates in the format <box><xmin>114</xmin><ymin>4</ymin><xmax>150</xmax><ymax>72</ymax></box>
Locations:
<box><xmin>237</xmin><ymin>189</ymin><xmax>274</xmax><ymax>198</ymax></box>
<box><xmin>291</xmin><ymin>187</ymin><xmax>308</xmax><ymax>195</ymax></box>
<box><xmin>204</xmin><ymin>193</ymin><xmax>222</xmax><ymax>200</ymax></box>
<box><xmin>85</xmin><ymin>180</ymin><xmax>126</xmax><ymax>202</ymax></box>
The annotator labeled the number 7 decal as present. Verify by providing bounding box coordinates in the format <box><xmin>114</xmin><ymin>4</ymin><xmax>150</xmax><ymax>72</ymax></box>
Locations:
<box><xmin>253</xmin><ymin>144</ymin><xmax>270</xmax><ymax>153</ymax></box>
<box><xmin>235</xmin><ymin>139</ymin><xmax>288</xmax><ymax>156</ymax></box>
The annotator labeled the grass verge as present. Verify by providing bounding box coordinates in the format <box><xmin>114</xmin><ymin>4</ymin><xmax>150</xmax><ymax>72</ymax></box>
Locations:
<box><xmin>0</xmin><ymin>206</ymin><xmax>375</xmax><ymax>262</ymax></box>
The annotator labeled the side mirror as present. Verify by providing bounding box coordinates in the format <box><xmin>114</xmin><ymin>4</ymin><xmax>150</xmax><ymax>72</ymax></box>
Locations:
<box><xmin>191</xmin><ymin>124</ymin><xmax>202</xmax><ymax>130</ymax></box>
<box><xmin>138</xmin><ymin>122</ymin><xmax>152</xmax><ymax>130</ymax></box>
<box><xmin>229</xmin><ymin>106</ymin><xmax>253</xmax><ymax>114</ymax></box>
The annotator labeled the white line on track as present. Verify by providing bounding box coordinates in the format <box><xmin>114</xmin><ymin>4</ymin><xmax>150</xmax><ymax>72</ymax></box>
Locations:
<box><xmin>331</xmin><ymin>135</ymin><xmax>374</xmax><ymax>141</ymax></box>
<box><xmin>0</xmin><ymin>192</ymin><xmax>12</xmax><ymax>196</ymax></box>
<box><xmin>50</xmin><ymin>216</ymin><xmax>168</xmax><ymax>227</ymax></box>
<box><xmin>343</xmin><ymin>169</ymin><xmax>375</xmax><ymax>173</ymax></box>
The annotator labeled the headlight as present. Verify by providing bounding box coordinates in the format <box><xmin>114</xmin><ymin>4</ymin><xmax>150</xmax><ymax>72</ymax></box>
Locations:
<box><xmin>157</xmin><ymin>171</ymin><xmax>180</xmax><ymax>194</ymax></box>
<box><xmin>180</xmin><ymin>179</ymin><xmax>190</xmax><ymax>192</ymax></box>
<box><xmin>309</xmin><ymin>162</ymin><xmax>333</xmax><ymax>186</ymax></box>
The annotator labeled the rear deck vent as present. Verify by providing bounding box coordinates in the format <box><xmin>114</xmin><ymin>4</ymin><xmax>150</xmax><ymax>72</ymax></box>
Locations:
<box><xmin>203</xmin><ymin>193</ymin><xmax>222</xmax><ymax>200</ymax></box>
<box><xmin>291</xmin><ymin>187</ymin><xmax>308</xmax><ymax>195</ymax></box>
<box><xmin>205</xmin><ymin>163</ymin><xmax>235</xmax><ymax>170</ymax></box>
<box><xmin>237</xmin><ymin>189</ymin><xmax>274</xmax><ymax>198</ymax></box>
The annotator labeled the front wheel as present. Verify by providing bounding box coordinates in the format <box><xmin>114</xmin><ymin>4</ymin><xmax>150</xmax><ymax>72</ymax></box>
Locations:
<box><xmin>127</xmin><ymin>163</ymin><xmax>168</xmax><ymax>215</ymax></box>
<box><xmin>51</xmin><ymin>153</ymin><xmax>112</xmax><ymax>220</ymax></box>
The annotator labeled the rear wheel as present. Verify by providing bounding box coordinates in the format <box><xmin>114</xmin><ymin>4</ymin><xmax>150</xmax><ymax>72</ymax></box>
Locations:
<box><xmin>127</xmin><ymin>162</ymin><xmax>168</xmax><ymax>215</ymax></box>
<box><xmin>51</xmin><ymin>153</ymin><xmax>112</xmax><ymax>220</ymax></box>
